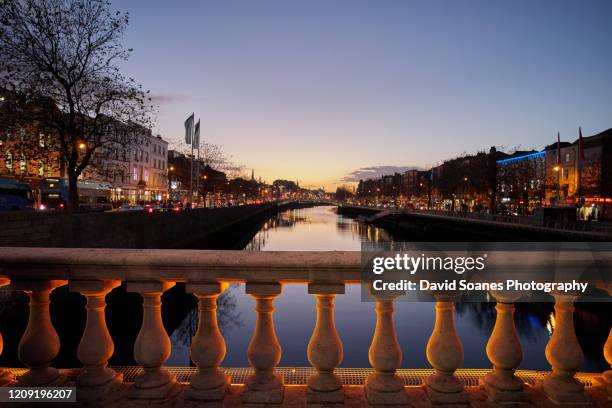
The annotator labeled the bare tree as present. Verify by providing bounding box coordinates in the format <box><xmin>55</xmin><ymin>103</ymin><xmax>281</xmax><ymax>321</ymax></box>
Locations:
<box><xmin>0</xmin><ymin>0</ymin><xmax>152</xmax><ymax>211</ymax></box>
<box><xmin>171</xmin><ymin>140</ymin><xmax>245</xmax><ymax>179</ymax></box>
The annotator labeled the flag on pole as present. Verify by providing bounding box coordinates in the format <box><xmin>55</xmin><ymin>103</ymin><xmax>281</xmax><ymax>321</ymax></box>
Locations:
<box><xmin>193</xmin><ymin>120</ymin><xmax>200</xmax><ymax>146</ymax></box>
<box><xmin>184</xmin><ymin>113</ymin><xmax>194</xmax><ymax>144</ymax></box>
<box><xmin>556</xmin><ymin>132</ymin><xmax>561</xmax><ymax>165</ymax></box>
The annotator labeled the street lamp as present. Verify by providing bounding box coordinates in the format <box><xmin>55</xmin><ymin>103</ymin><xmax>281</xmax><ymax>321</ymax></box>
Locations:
<box><xmin>167</xmin><ymin>165</ymin><xmax>174</xmax><ymax>201</ymax></box>
<box><xmin>463</xmin><ymin>177</ymin><xmax>469</xmax><ymax>211</ymax></box>
<box><xmin>553</xmin><ymin>165</ymin><xmax>561</xmax><ymax>203</ymax></box>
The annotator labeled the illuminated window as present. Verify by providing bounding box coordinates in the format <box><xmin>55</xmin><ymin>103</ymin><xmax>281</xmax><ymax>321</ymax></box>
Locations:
<box><xmin>39</xmin><ymin>160</ymin><xmax>45</xmax><ymax>176</ymax></box>
<box><xmin>39</xmin><ymin>133</ymin><xmax>46</xmax><ymax>148</ymax></box>
<box><xmin>5</xmin><ymin>151</ymin><xmax>13</xmax><ymax>172</ymax></box>
<box><xmin>19</xmin><ymin>153</ymin><xmax>26</xmax><ymax>174</ymax></box>
<box><xmin>133</xmin><ymin>166</ymin><xmax>138</xmax><ymax>181</ymax></box>
<box><xmin>144</xmin><ymin>169</ymin><xmax>149</xmax><ymax>182</ymax></box>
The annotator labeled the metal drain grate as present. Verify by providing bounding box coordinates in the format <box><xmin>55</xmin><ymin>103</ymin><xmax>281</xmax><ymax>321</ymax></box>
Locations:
<box><xmin>3</xmin><ymin>367</ymin><xmax>598</xmax><ymax>387</ymax></box>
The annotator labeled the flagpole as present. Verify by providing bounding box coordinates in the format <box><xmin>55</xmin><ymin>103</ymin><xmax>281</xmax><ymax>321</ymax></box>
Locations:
<box><xmin>577</xmin><ymin>126</ymin><xmax>583</xmax><ymax>206</ymax></box>
<box><xmin>185</xmin><ymin>113</ymin><xmax>194</xmax><ymax>205</ymax></box>
<box><xmin>190</xmin><ymin>135</ymin><xmax>194</xmax><ymax>204</ymax></box>
<box><xmin>196</xmin><ymin>138</ymin><xmax>200</xmax><ymax>206</ymax></box>
<box><xmin>556</xmin><ymin>132</ymin><xmax>561</xmax><ymax>204</ymax></box>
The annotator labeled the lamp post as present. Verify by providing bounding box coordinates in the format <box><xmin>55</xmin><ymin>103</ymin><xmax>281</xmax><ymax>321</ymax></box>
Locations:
<box><xmin>167</xmin><ymin>165</ymin><xmax>174</xmax><ymax>202</ymax></box>
<box><xmin>553</xmin><ymin>165</ymin><xmax>560</xmax><ymax>205</ymax></box>
<box><xmin>463</xmin><ymin>176</ymin><xmax>469</xmax><ymax>212</ymax></box>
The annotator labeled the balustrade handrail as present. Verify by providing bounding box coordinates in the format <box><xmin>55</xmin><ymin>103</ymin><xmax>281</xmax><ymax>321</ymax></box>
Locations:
<box><xmin>1</xmin><ymin>247</ymin><xmax>611</xmax><ymax>285</ymax></box>
<box><xmin>0</xmin><ymin>247</ymin><xmax>362</xmax><ymax>283</ymax></box>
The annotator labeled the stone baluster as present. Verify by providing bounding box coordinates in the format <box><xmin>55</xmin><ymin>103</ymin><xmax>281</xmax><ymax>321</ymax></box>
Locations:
<box><xmin>127</xmin><ymin>281</ymin><xmax>181</xmax><ymax>401</ymax></box>
<box><xmin>425</xmin><ymin>293</ymin><xmax>468</xmax><ymax>405</ymax></box>
<box><xmin>242</xmin><ymin>282</ymin><xmax>284</xmax><ymax>404</ymax></box>
<box><xmin>13</xmin><ymin>279</ymin><xmax>67</xmax><ymax>386</ymax></box>
<box><xmin>0</xmin><ymin>277</ymin><xmax>13</xmax><ymax>386</ymax></box>
<box><xmin>596</xmin><ymin>284</ymin><xmax>612</xmax><ymax>400</ymax></box>
<box><xmin>307</xmin><ymin>283</ymin><xmax>344</xmax><ymax>404</ymax></box>
<box><xmin>541</xmin><ymin>292</ymin><xmax>591</xmax><ymax>404</ymax></box>
<box><xmin>365</xmin><ymin>293</ymin><xmax>409</xmax><ymax>405</ymax></box>
<box><xmin>69</xmin><ymin>280</ymin><xmax>123</xmax><ymax>403</ymax></box>
<box><xmin>482</xmin><ymin>290</ymin><xmax>529</xmax><ymax>403</ymax></box>
<box><xmin>185</xmin><ymin>282</ymin><xmax>230</xmax><ymax>401</ymax></box>
<box><xmin>601</xmin><ymin>326</ymin><xmax>611</xmax><ymax>400</ymax></box>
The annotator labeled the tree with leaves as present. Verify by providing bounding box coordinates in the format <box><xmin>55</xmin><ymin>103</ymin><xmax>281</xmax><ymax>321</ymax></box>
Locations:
<box><xmin>0</xmin><ymin>0</ymin><xmax>152</xmax><ymax>211</ymax></box>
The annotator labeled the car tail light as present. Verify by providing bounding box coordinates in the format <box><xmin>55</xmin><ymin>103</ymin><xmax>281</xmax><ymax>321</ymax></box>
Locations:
<box><xmin>148</xmin><ymin>208</ymin><xmax>154</xmax><ymax>213</ymax></box>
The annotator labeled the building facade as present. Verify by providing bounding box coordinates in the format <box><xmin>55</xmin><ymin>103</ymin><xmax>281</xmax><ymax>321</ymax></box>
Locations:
<box><xmin>83</xmin><ymin>131</ymin><xmax>169</xmax><ymax>204</ymax></box>
<box><xmin>496</xmin><ymin>150</ymin><xmax>546</xmax><ymax>214</ymax></box>
<box><xmin>0</xmin><ymin>125</ymin><xmax>63</xmax><ymax>200</ymax></box>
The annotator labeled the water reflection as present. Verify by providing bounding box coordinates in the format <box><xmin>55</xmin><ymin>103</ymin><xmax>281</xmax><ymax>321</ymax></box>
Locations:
<box><xmin>244</xmin><ymin>207</ymin><xmax>390</xmax><ymax>251</ymax></box>
<box><xmin>167</xmin><ymin>284</ymin><xmax>243</xmax><ymax>366</ymax></box>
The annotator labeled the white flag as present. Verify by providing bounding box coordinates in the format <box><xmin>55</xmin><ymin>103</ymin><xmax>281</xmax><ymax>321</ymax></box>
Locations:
<box><xmin>184</xmin><ymin>113</ymin><xmax>194</xmax><ymax>144</ymax></box>
<box><xmin>193</xmin><ymin>119</ymin><xmax>200</xmax><ymax>146</ymax></box>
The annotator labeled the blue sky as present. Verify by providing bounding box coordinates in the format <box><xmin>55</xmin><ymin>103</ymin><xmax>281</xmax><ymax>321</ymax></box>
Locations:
<box><xmin>117</xmin><ymin>0</ymin><xmax>612</xmax><ymax>190</ymax></box>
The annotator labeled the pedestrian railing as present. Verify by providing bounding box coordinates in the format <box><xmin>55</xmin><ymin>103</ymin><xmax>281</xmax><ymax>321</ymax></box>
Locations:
<box><xmin>352</xmin><ymin>204</ymin><xmax>612</xmax><ymax>237</ymax></box>
<box><xmin>0</xmin><ymin>248</ymin><xmax>609</xmax><ymax>406</ymax></box>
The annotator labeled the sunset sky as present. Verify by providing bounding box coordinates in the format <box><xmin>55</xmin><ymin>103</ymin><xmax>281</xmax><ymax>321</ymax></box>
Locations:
<box><xmin>119</xmin><ymin>0</ymin><xmax>612</xmax><ymax>191</ymax></box>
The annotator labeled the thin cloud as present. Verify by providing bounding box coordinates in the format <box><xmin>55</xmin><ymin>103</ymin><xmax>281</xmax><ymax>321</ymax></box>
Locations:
<box><xmin>149</xmin><ymin>94</ymin><xmax>189</xmax><ymax>105</ymax></box>
<box><xmin>341</xmin><ymin>166</ymin><xmax>422</xmax><ymax>182</ymax></box>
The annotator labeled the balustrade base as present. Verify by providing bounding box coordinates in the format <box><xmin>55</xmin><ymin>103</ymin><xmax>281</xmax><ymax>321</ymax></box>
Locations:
<box><xmin>365</xmin><ymin>372</ymin><xmax>409</xmax><ymax>406</ymax></box>
<box><xmin>307</xmin><ymin>387</ymin><xmax>344</xmax><ymax>404</ymax></box>
<box><xmin>423</xmin><ymin>372</ymin><xmax>469</xmax><ymax>406</ymax></box>
<box><xmin>77</xmin><ymin>372</ymin><xmax>125</xmax><ymax>405</ymax></box>
<box><xmin>307</xmin><ymin>371</ymin><xmax>344</xmax><ymax>404</ymax></box>
<box><xmin>17</xmin><ymin>367</ymin><xmax>66</xmax><ymax>387</ymax></box>
<box><xmin>538</xmin><ymin>377</ymin><xmax>593</xmax><ymax>406</ymax></box>
<box><xmin>364</xmin><ymin>387</ymin><xmax>409</xmax><ymax>406</ymax></box>
<box><xmin>242</xmin><ymin>372</ymin><xmax>284</xmax><ymax>404</ymax></box>
<box><xmin>479</xmin><ymin>371</ymin><xmax>531</xmax><ymax>404</ymax></box>
<box><xmin>241</xmin><ymin>386</ymin><xmax>284</xmax><ymax>404</ymax></box>
<box><xmin>480</xmin><ymin>379</ymin><xmax>530</xmax><ymax>404</ymax></box>
<box><xmin>128</xmin><ymin>378</ymin><xmax>183</xmax><ymax>401</ymax></box>
<box><xmin>185</xmin><ymin>373</ymin><xmax>230</xmax><ymax>401</ymax></box>
<box><xmin>424</xmin><ymin>387</ymin><xmax>470</xmax><ymax>407</ymax></box>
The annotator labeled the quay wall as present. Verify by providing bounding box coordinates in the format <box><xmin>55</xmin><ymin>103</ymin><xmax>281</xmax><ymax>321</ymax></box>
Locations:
<box><xmin>336</xmin><ymin>205</ymin><xmax>611</xmax><ymax>241</ymax></box>
<box><xmin>0</xmin><ymin>201</ymin><xmax>322</xmax><ymax>248</ymax></box>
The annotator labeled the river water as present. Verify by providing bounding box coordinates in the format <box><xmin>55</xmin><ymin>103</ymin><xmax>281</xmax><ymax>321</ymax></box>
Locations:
<box><xmin>0</xmin><ymin>205</ymin><xmax>608</xmax><ymax>372</ymax></box>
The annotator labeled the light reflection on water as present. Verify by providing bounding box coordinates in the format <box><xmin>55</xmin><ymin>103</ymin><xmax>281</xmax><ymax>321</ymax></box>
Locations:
<box><xmin>168</xmin><ymin>206</ymin><xmax>562</xmax><ymax>370</ymax></box>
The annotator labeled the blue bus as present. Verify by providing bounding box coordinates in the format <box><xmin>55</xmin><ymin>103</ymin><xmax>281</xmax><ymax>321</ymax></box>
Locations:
<box><xmin>40</xmin><ymin>178</ymin><xmax>112</xmax><ymax>211</ymax></box>
<box><xmin>0</xmin><ymin>178</ymin><xmax>35</xmax><ymax>211</ymax></box>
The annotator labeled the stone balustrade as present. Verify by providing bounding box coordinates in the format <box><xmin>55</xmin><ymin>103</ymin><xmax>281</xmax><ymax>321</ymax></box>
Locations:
<box><xmin>0</xmin><ymin>247</ymin><xmax>609</xmax><ymax>407</ymax></box>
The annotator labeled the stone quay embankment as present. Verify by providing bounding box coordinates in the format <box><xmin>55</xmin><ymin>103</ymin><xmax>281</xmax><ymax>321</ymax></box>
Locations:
<box><xmin>0</xmin><ymin>201</ymin><xmax>326</xmax><ymax>248</ymax></box>
<box><xmin>336</xmin><ymin>204</ymin><xmax>612</xmax><ymax>241</ymax></box>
